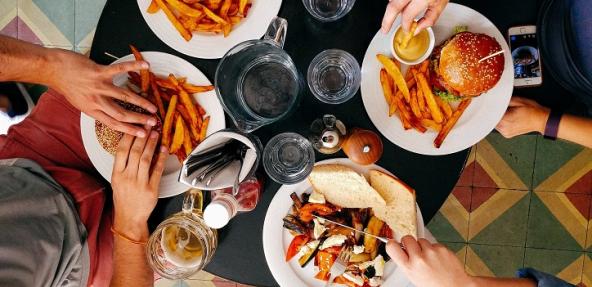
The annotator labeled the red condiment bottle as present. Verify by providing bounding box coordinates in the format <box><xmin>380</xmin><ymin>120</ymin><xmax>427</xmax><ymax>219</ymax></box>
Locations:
<box><xmin>203</xmin><ymin>178</ymin><xmax>262</xmax><ymax>229</ymax></box>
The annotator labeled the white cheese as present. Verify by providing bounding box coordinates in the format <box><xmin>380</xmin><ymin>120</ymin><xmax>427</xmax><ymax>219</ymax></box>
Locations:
<box><xmin>295</xmin><ymin>240</ymin><xmax>320</xmax><ymax>258</ymax></box>
<box><xmin>373</xmin><ymin>255</ymin><xmax>385</xmax><ymax>277</ymax></box>
<box><xmin>343</xmin><ymin>272</ymin><xmax>364</xmax><ymax>286</ymax></box>
<box><xmin>313</xmin><ymin>219</ymin><xmax>327</xmax><ymax>239</ymax></box>
<box><xmin>352</xmin><ymin>245</ymin><xmax>365</xmax><ymax>254</ymax></box>
<box><xmin>308</xmin><ymin>190</ymin><xmax>326</xmax><ymax>204</ymax></box>
<box><xmin>369</xmin><ymin>277</ymin><xmax>382</xmax><ymax>287</ymax></box>
<box><xmin>319</xmin><ymin>235</ymin><xmax>347</xmax><ymax>250</ymax></box>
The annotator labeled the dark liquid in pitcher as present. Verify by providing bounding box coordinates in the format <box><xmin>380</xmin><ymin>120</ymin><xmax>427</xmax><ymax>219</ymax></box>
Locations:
<box><xmin>242</xmin><ymin>62</ymin><xmax>298</xmax><ymax>119</ymax></box>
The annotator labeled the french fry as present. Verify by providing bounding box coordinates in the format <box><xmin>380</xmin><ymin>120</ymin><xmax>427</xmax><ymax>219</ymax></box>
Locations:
<box><xmin>400</xmin><ymin>21</ymin><xmax>418</xmax><ymax>49</ymax></box>
<box><xmin>170</xmin><ymin>115</ymin><xmax>185</xmax><ymax>153</ymax></box>
<box><xmin>239</xmin><ymin>0</ymin><xmax>248</xmax><ymax>15</ymax></box>
<box><xmin>155</xmin><ymin>0</ymin><xmax>192</xmax><ymax>41</ymax></box>
<box><xmin>416</xmin><ymin>73</ymin><xmax>443</xmax><ymax>124</ymax></box>
<box><xmin>179</xmin><ymin>88</ymin><xmax>200</xmax><ymax>127</ymax></box>
<box><xmin>199</xmin><ymin>116</ymin><xmax>210</xmax><ymax>142</ymax></box>
<box><xmin>177</xmin><ymin>105</ymin><xmax>200</xmax><ymax>139</ymax></box>
<box><xmin>380</xmin><ymin>69</ymin><xmax>396</xmax><ymax>116</ymax></box>
<box><xmin>434</xmin><ymin>99</ymin><xmax>472</xmax><ymax>148</ymax></box>
<box><xmin>419</xmin><ymin>60</ymin><xmax>429</xmax><ymax>74</ymax></box>
<box><xmin>127</xmin><ymin>71</ymin><xmax>141</xmax><ymax>87</ymax></box>
<box><xmin>220</xmin><ymin>0</ymin><xmax>232</xmax><ymax>17</ymax></box>
<box><xmin>167</xmin><ymin>74</ymin><xmax>179</xmax><ymax>86</ymax></box>
<box><xmin>129</xmin><ymin>45</ymin><xmax>150</xmax><ymax>92</ymax></box>
<box><xmin>183</xmin><ymin>125</ymin><xmax>193</xmax><ymax>155</ymax></box>
<box><xmin>165</xmin><ymin>0</ymin><xmax>203</xmax><ymax>17</ymax></box>
<box><xmin>183</xmin><ymin>83</ymin><xmax>215</xmax><ymax>93</ymax></box>
<box><xmin>196</xmin><ymin>103</ymin><xmax>206</xmax><ymax>117</ymax></box>
<box><xmin>195</xmin><ymin>23</ymin><xmax>223</xmax><ymax>33</ymax></box>
<box><xmin>147</xmin><ymin>0</ymin><xmax>160</xmax><ymax>13</ymax></box>
<box><xmin>377</xmin><ymin>54</ymin><xmax>410</xmax><ymax>102</ymax></box>
<box><xmin>199</xmin><ymin>4</ymin><xmax>229</xmax><ymax>24</ymax></box>
<box><xmin>175</xmin><ymin>149</ymin><xmax>187</xmax><ymax>162</ymax></box>
<box><xmin>409</xmin><ymin>88</ymin><xmax>422</xmax><ymax>119</ymax></box>
<box><xmin>393</xmin><ymin>92</ymin><xmax>412</xmax><ymax>130</ymax></box>
<box><xmin>417</xmin><ymin>82</ymin><xmax>426</xmax><ymax>111</ymax></box>
<box><xmin>155</xmin><ymin>78</ymin><xmax>177</xmax><ymax>90</ymax></box>
<box><xmin>162</xmin><ymin>94</ymin><xmax>178</xmax><ymax>148</ymax></box>
<box><xmin>150</xmin><ymin>74</ymin><xmax>166</xmax><ymax>118</ymax></box>
<box><xmin>421</xmin><ymin>119</ymin><xmax>442</xmax><ymax>132</ymax></box>
<box><xmin>435</xmin><ymin>96</ymin><xmax>453</xmax><ymax>119</ymax></box>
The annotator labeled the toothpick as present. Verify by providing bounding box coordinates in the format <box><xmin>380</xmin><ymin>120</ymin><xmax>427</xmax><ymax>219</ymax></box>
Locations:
<box><xmin>104</xmin><ymin>52</ymin><xmax>120</xmax><ymax>60</ymax></box>
<box><xmin>478</xmin><ymin>50</ymin><xmax>504</xmax><ymax>63</ymax></box>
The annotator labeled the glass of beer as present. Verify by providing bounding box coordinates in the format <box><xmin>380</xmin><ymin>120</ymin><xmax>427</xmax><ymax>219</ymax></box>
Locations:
<box><xmin>147</xmin><ymin>190</ymin><xmax>217</xmax><ymax>279</ymax></box>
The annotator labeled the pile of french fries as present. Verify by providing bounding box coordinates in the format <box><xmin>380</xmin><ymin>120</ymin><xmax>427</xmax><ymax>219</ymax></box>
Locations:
<box><xmin>147</xmin><ymin>0</ymin><xmax>252</xmax><ymax>41</ymax></box>
<box><xmin>376</xmin><ymin>54</ymin><xmax>472</xmax><ymax>148</ymax></box>
<box><xmin>128</xmin><ymin>45</ymin><xmax>214</xmax><ymax>162</ymax></box>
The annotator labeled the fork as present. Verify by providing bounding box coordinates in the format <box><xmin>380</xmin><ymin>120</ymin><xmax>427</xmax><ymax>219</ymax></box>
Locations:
<box><xmin>325</xmin><ymin>247</ymin><xmax>352</xmax><ymax>287</ymax></box>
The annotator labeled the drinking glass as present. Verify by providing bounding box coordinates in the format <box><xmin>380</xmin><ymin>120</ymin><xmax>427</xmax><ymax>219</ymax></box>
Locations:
<box><xmin>302</xmin><ymin>0</ymin><xmax>356</xmax><ymax>22</ymax></box>
<box><xmin>307</xmin><ymin>49</ymin><xmax>361</xmax><ymax>104</ymax></box>
<box><xmin>263</xmin><ymin>133</ymin><xmax>315</xmax><ymax>184</ymax></box>
<box><xmin>147</xmin><ymin>190</ymin><xmax>217</xmax><ymax>280</ymax></box>
<box><xmin>215</xmin><ymin>17</ymin><xmax>302</xmax><ymax>133</ymax></box>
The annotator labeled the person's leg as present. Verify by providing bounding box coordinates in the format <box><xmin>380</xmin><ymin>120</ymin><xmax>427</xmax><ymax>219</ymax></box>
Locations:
<box><xmin>0</xmin><ymin>89</ymin><xmax>113</xmax><ymax>286</ymax></box>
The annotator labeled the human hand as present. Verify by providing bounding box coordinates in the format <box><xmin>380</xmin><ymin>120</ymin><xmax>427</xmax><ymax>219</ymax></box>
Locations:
<box><xmin>111</xmin><ymin>128</ymin><xmax>167</xmax><ymax>239</ymax></box>
<box><xmin>381</xmin><ymin>0</ymin><xmax>448</xmax><ymax>34</ymax></box>
<box><xmin>387</xmin><ymin>236</ymin><xmax>475</xmax><ymax>287</ymax></box>
<box><xmin>48</xmin><ymin>49</ymin><xmax>158</xmax><ymax>137</ymax></box>
<box><xmin>496</xmin><ymin>97</ymin><xmax>550</xmax><ymax>138</ymax></box>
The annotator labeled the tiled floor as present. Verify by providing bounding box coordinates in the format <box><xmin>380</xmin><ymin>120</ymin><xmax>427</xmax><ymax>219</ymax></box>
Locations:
<box><xmin>2</xmin><ymin>1</ymin><xmax>591</xmax><ymax>286</ymax></box>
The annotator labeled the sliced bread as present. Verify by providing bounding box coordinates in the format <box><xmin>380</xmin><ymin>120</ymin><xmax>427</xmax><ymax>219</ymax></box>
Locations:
<box><xmin>308</xmin><ymin>164</ymin><xmax>386</xmax><ymax>208</ymax></box>
<box><xmin>369</xmin><ymin>170</ymin><xmax>418</xmax><ymax>239</ymax></box>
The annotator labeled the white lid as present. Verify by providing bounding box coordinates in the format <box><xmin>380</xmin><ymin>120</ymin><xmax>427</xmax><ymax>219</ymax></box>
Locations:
<box><xmin>203</xmin><ymin>202</ymin><xmax>231</xmax><ymax>229</ymax></box>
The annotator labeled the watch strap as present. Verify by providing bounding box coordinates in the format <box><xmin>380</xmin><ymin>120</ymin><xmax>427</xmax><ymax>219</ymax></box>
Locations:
<box><xmin>544</xmin><ymin>110</ymin><xmax>562</xmax><ymax>140</ymax></box>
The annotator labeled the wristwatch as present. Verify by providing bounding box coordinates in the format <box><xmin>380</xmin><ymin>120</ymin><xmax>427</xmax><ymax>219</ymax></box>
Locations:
<box><xmin>543</xmin><ymin>110</ymin><xmax>562</xmax><ymax>140</ymax></box>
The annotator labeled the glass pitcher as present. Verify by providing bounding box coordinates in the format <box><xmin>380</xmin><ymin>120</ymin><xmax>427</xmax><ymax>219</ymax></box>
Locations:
<box><xmin>147</xmin><ymin>190</ymin><xmax>217</xmax><ymax>280</ymax></box>
<box><xmin>215</xmin><ymin>17</ymin><xmax>302</xmax><ymax>133</ymax></box>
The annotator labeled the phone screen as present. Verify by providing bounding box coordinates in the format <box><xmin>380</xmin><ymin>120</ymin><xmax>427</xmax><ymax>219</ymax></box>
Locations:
<box><xmin>509</xmin><ymin>33</ymin><xmax>542</xmax><ymax>79</ymax></box>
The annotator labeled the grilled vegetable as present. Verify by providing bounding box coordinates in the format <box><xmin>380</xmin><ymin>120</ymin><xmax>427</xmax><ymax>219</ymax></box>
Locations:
<box><xmin>283</xmin><ymin>214</ymin><xmax>308</xmax><ymax>235</ymax></box>
<box><xmin>298</xmin><ymin>203</ymin><xmax>338</xmax><ymax>222</ymax></box>
<box><xmin>298</xmin><ymin>240</ymin><xmax>320</xmax><ymax>267</ymax></box>
<box><xmin>350</xmin><ymin>210</ymin><xmax>365</xmax><ymax>243</ymax></box>
<box><xmin>349</xmin><ymin>252</ymin><xmax>372</xmax><ymax>263</ymax></box>
<box><xmin>314</xmin><ymin>251</ymin><xmax>335</xmax><ymax>281</ymax></box>
<box><xmin>364</xmin><ymin>216</ymin><xmax>385</xmax><ymax>254</ymax></box>
<box><xmin>290</xmin><ymin>192</ymin><xmax>303</xmax><ymax>210</ymax></box>
<box><xmin>286</xmin><ymin>235</ymin><xmax>308</xmax><ymax>261</ymax></box>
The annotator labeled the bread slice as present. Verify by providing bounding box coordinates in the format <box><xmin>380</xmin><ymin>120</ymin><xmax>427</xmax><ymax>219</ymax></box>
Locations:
<box><xmin>369</xmin><ymin>170</ymin><xmax>418</xmax><ymax>239</ymax></box>
<box><xmin>308</xmin><ymin>164</ymin><xmax>386</xmax><ymax>208</ymax></box>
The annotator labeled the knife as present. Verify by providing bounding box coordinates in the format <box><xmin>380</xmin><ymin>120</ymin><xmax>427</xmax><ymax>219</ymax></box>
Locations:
<box><xmin>313</xmin><ymin>215</ymin><xmax>391</xmax><ymax>244</ymax></box>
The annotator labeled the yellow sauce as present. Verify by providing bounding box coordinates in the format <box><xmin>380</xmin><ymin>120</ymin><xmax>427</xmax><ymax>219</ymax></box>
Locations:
<box><xmin>394</xmin><ymin>28</ymin><xmax>430</xmax><ymax>62</ymax></box>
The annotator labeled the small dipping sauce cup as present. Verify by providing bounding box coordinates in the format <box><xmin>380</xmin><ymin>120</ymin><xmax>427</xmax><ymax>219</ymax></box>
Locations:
<box><xmin>390</xmin><ymin>23</ymin><xmax>435</xmax><ymax>66</ymax></box>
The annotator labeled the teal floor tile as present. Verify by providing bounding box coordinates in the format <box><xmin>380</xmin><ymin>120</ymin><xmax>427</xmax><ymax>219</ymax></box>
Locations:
<box><xmin>18</xmin><ymin>0</ymin><xmax>74</xmax><ymax>46</ymax></box>
<box><xmin>466</xmin><ymin>244</ymin><xmax>524</xmax><ymax>277</ymax></box>
<box><xmin>534</xmin><ymin>135</ymin><xmax>585</xmax><ymax>190</ymax></box>
<box><xmin>75</xmin><ymin>0</ymin><xmax>106</xmax><ymax>47</ymax></box>
<box><xmin>524</xmin><ymin>248</ymin><xmax>585</xmax><ymax>285</ymax></box>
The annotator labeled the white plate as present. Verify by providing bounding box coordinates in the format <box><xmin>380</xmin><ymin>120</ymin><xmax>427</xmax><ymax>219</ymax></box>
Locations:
<box><xmin>137</xmin><ymin>0</ymin><xmax>282</xmax><ymax>59</ymax></box>
<box><xmin>263</xmin><ymin>158</ymin><xmax>426</xmax><ymax>287</ymax></box>
<box><xmin>80</xmin><ymin>52</ymin><xmax>226</xmax><ymax>198</ymax></box>
<box><xmin>361</xmin><ymin>3</ymin><xmax>514</xmax><ymax>156</ymax></box>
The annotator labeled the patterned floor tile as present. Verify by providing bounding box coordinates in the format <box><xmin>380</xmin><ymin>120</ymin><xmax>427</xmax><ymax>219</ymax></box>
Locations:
<box><xmin>527</xmin><ymin>192</ymin><xmax>591</xmax><ymax>251</ymax></box>
<box><xmin>0</xmin><ymin>0</ymin><xmax>17</xmax><ymax>37</ymax></box>
<box><xmin>457</xmin><ymin>146</ymin><xmax>476</xmax><ymax>187</ymax></box>
<box><xmin>524</xmin><ymin>248</ymin><xmax>585</xmax><ymax>285</ymax></box>
<box><xmin>474</xmin><ymin>133</ymin><xmax>536</xmax><ymax>190</ymax></box>
<box><xmin>583</xmin><ymin>254</ymin><xmax>592</xmax><ymax>287</ymax></box>
<box><xmin>75</xmin><ymin>0</ymin><xmax>106</xmax><ymax>47</ymax></box>
<box><xmin>17</xmin><ymin>0</ymin><xmax>74</xmax><ymax>47</ymax></box>
<box><xmin>469</xmin><ymin>188</ymin><xmax>530</xmax><ymax>246</ymax></box>
<box><xmin>441</xmin><ymin>242</ymin><xmax>468</xmax><ymax>265</ymax></box>
<box><xmin>426</xmin><ymin>186</ymin><xmax>471</xmax><ymax>242</ymax></box>
<box><xmin>465</xmin><ymin>244</ymin><xmax>524</xmax><ymax>277</ymax></box>
<box><xmin>534</xmin><ymin>136</ymin><xmax>592</xmax><ymax>193</ymax></box>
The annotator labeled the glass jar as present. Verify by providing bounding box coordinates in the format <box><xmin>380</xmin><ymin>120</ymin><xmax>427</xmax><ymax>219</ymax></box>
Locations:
<box><xmin>146</xmin><ymin>190</ymin><xmax>217</xmax><ymax>280</ymax></box>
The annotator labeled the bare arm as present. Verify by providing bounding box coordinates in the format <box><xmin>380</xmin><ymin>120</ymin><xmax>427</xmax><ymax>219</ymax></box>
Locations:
<box><xmin>0</xmin><ymin>35</ymin><xmax>157</xmax><ymax>136</ymax></box>
<box><xmin>472</xmin><ymin>277</ymin><xmax>536</xmax><ymax>287</ymax></box>
<box><xmin>497</xmin><ymin>97</ymin><xmax>592</xmax><ymax>149</ymax></box>
<box><xmin>110</xmin><ymin>130</ymin><xmax>167</xmax><ymax>287</ymax></box>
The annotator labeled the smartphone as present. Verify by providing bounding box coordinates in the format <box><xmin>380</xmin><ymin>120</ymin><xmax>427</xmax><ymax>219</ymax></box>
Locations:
<box><xmin>508</xmin><ymin>26</ymin><xmax>543</xmax><ymax>87</ymax></box>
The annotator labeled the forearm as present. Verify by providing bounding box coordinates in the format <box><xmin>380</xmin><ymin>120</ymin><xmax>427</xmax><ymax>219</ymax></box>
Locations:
<box><xmin>557</xmin><ymin>114</ymin><xmax>592</xmax><ymax>149</ymax></box>
<box><xmin>471</xmin><ymin>276</ymin><xmax>536</xmax><ymax>287</ymax></box>
<box><xmin>110</xmin><ymin>216</ymin><xmax>153</xmax><ymax>287</ymax></box>
<box><xmin>0</xmin><ymin>35</ymin><xmax>61</xmax><ymax>86</ymax></box>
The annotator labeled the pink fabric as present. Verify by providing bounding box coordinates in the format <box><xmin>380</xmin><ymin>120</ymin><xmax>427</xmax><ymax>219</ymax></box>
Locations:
<box><xmin>0</xmin><ymin>90</ymin><xmax>113</xmax><ymax>287</ymax></box>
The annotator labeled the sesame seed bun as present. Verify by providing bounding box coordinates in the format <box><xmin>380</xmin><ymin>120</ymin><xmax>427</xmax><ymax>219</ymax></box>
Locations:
<box><xmin>435</xmin><ymin>32</ymin><xmax>504</xmax><ymax>97</ymax></box>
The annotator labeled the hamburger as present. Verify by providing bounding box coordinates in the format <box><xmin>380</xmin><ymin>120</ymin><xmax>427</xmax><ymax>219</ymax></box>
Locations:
<box><xmin>430</xmin><ymin>31</ymin><xmax>504</xmax><ymax>98</ymax></box>
<box><xmin>95</xmin><ymin>101</ymin><xmax>162</xmax><ymax>154</ymax></box>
